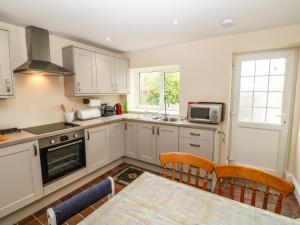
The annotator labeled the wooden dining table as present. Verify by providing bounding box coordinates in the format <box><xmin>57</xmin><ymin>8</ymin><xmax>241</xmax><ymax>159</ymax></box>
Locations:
<box><xmin>79</xmin><ymin>172</ymin><xmax>300</xmax><ymax>225</ymax></box>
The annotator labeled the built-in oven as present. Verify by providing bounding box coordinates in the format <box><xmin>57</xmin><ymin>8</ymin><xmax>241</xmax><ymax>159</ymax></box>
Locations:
<box><xmin>39</xmin><ymin>130</ymin><xmax>86</xmax><ymax>186</ymax></box>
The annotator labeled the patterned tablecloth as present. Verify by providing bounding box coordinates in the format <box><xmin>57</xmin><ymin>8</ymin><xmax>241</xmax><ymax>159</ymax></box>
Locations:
<box><xmin>79</xmin><ymin>172</ymin><xmax>300</xmax><ymax>225</ymax></box>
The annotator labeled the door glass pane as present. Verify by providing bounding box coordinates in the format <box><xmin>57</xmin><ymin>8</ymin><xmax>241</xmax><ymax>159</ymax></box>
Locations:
<box><xmin>239</xmin><ymin>107</ymin><xmax>252</xmax><ymax>122</ymax></box>
<box><xmin>270</xmin><ymin>58</ymin><xmax>286</xmax><ymax>75</ymax></box>
<box><xmin>254</xmin><ymin>76</ymin><xmax>268</xmax><ymax>91</ymax></box>
<box><xmin>240</xmin><ymin>77</ymin><xmax>254</xmax><ymax>91</ymax></box>
<box><xmin>239</xmin><ymin>92</ymin><xmax>253</xmax><ymax>107</ymax></box>
<box><xmin>241</xmin><ymin>61</ymin><xmax>255</xmax><ymax>76</ymax></box>
<box><xmin>253</xmin><ymin>92</ymin><xmax>267</xmax><ymax>107</ymax></box>
<box><xmin>266</xmin><ymin>108</ymin><xmax>281</xmax><ymax>125</ymax></box>
<box><xmin>269</xmin><ymin>76</ymin><xmax>284</xmax><ymax>91</ymax></box>
<box><xmin>267</xmin><ymin>92</ymin><xmax>283</xmax><ymax>108</ymax></box>
<box><xmin>255</xmin><ymin>59</ymin><xmax>270</xmax><ymax>76</ymax></box>
<box><xmin>139</xmin><ymin>72</ymin><xmax>161</xmax><ymax>106</ymax></box>
<box><xmin>252</xmin><ymin>108</ymin><xmax>266</xmax><ymax>123</ymax></box>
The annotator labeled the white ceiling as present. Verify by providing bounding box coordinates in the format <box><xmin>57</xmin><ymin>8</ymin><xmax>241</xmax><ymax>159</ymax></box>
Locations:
<box><xmin>0</xmin><ymin>0</ymin><xmax>300</xmax><ymax>52</ymax></box>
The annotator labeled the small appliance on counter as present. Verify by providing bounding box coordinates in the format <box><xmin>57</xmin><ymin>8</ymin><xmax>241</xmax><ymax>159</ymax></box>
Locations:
<box><xmin>100</xmin><ymin>103</ymin><xmax>115</xmax><ymax>117</ymax></box>
<box><xmin>114</xmin><ymin>103</ymin><xmax>123</xmax><ymax>115</ymax></box>
<box><xmin>76</xmin><ymin>108</ymin><xmax>101</xmax><ymax>120</ymax></box>
<box><xmin>187</xmin><ymin>102</ymin><xmax>225</xmax><ymax>124</ymax></box>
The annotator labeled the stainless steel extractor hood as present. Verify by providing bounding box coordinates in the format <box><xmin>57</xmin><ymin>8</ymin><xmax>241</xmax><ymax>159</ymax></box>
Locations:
<box><xmin>14</xmin><ymin>26</ymin><xmax>73</xmax><ymax>76</ymax></box>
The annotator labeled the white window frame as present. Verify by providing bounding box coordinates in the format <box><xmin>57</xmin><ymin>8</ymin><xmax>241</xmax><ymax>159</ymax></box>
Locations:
<box><xmin>135</xmin><ymin>66</ymin><xmax>180</xmax><ymax>112</ymax></box>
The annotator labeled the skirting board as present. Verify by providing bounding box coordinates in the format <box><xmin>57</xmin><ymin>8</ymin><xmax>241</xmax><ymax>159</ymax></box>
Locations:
<box><xmin>286</xmin><ymin>172</ymin><xmax>300</xmax><ymax>204</ymax></box>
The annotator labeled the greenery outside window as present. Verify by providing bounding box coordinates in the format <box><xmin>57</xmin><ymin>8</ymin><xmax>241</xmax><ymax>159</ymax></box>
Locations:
<box><xmin>137</xmin><ymin>70</ymin><xmax>180</xmax><ymax>111</ymax></box>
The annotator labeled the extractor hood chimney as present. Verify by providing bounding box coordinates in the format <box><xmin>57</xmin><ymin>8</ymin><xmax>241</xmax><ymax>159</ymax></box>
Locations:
<box><xmin>13</xmin><ymin>26</ymin><xmax>73</xmax><ymax>76</ymax></box>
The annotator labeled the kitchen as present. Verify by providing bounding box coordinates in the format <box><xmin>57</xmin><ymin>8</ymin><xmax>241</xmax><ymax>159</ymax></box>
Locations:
<box><xmin>1</xmin><ymin>1</ymin><xmax>300</xmax><ymax>225</ymax></box>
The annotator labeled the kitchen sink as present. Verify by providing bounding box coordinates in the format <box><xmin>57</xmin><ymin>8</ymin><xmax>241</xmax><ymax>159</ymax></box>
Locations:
<box><xmin>159</xmin><ymin>117</ymin><xmax>179</xmax><ymax>122</ymax></box>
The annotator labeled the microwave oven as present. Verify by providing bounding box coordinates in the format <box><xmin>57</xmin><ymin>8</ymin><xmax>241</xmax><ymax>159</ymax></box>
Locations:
<box><xmin>187</xmin><ymin>102</ymin><xmax>224</xmax><ymax>124</ymax></box>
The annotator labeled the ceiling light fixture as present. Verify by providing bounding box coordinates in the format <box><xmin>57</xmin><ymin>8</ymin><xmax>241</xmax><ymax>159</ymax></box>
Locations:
<box><xmin>221</xmin><ymin>18</ymin><xmax>234</xmax><ymax>28</ymax></box>
<box><xmin>173</xmin><ymin>20</ymin><xmax>179</xmax><ymax>25</ymax></box>
<box><xmin>106</xmin><ymin>37</ymin><xmax>110</xmax><ymax>41</ymax></box>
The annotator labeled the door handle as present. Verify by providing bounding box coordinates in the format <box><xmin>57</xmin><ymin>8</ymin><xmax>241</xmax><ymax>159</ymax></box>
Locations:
<box><xmin>152</xmin><ymin>126</ymin><xmax>155</xmax><ymax>135</ymax></box>
<box><xmin>190</xmin><ymin>143</ymin><xmax>200</xmax><ymax>147</ymax></box>
<box><xmin>157</xmin><ymin>126</ymin><xmax>160</xmax><ymax>135</ymax></box>
<box><xmin>125</xmin><ymin>122</ymin><xmax>128</xmax><ymax>130</ymax></box>
<box><xmin>33</xmin><ymin>144</ymin><xmax>38</xmax><ymax>156</ymax></box>
<box><xmin>87</xmin><ymin>131</ymin><xmax>90</xmax><ymax>140</ymax></box>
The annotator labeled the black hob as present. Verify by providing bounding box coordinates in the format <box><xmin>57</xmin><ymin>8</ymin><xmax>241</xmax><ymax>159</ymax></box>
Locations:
<box><xmin>23</xmin><ymin>122</ymin><xmax>80</xmax><ymax>135</ymax></box>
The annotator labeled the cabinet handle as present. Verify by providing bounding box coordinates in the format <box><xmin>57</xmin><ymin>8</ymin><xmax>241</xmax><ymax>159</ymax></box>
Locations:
<box><xmin>87</xmin><ymin>131</ymin><xmax>90</xmax><ymax>140</ymax></box>
<box><xmin>33</xmin><ymin>144</ymin><xmax>38</xmax><ymax>156</ymax></box>
<box><xmin>5</xmin><ymin>79</ymin><xmax>11</xmax><ymax>93</ymax></box>
<box><xmin>190</xmin><ymin>132</ymin><xmax>200</xmax><ymax>136</ymax></box>
<box><xmin>125</xmin><ymin>122</ymin><xmax>128</xmax><ymax>130</ymax></box>
<box><xmin>152</xmin><ymin>126</ymin><xmax>155</xmax><ymax>135</ymax></box>
<box><xmin>76</xmin><ymin>82</ymin><xmax>81</xmax><ymax>92</ymax></box>
<box><xmin>190</xmin><ymin>143</ymin><xmax>200</xmax><ymax>148</ymax></box>
<box><xmin>157</xmin><ymin>126</ymin><xmax>160</xmax><ymax>135</ymax></box>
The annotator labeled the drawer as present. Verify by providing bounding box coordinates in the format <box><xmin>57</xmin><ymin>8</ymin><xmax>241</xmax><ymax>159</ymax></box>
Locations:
<box><xmin>179</xmin><ymin>137</ymin><xmax>213</xmax><ymax>160</ymax></box>
<box><xmin>179</xmin><ymin>127</ymin><xmax>213</xmax><ymax>141</ymax></box>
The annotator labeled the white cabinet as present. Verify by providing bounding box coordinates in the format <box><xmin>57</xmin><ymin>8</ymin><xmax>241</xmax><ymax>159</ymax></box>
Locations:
<box><xmin>63</xmin><ymin>46</ymin><xmax>129</xmax><ymax>96</ymax></box>
<box><xmin>0</xmin><ymin>29</ymin><xmax>13</xmax><ymax>97</ymax></box>
<box><xmin>138</xmin><ymin>123</ymin><xmax>157</xmax><ymax>164</ymax></box>
<box><xmin>112</xmin><ymin>58</ymin><xmax>129</xmax><ymax>94</ymax></box>
<box><xmin>85</xmin><ymin>125</ymin><xmax>111</xmax><ymax>174</ymax></box>
<box><xmin>96</xmin><ymin>53</ymin><xmax>113</xmax><ymax>93</ymax></box>
<box><xmin>125</xmin><ymin>121</ymin><xmax>138</xmax><ymax>159</ymax></box>
<box><xmin>0</xmin><ymin>141</ymin><xmax>43</xmax><ymax>218</ymax></box>
<box><xmin>179</xmin><ymin>127</ymin><xmax>214</xmax><ymax>160</ymax></box>
<box><xmin>63</xmin><ymin>47</ymin><xmax>97</xmax><ymax>96</ymax></box>
<box><xmin>110</xmin><ymin>121</ymin><xmax>125</xmax><ymax>161</ymax></box>
<box><xmin>156</xmin><ymin>125</ymin><xmax>179</xmax><ymax>164</ymax></box>
<box><xmin>137</xmin><ymin>123</ymin><xmax>178</xmax><ymax>164</ymax></box>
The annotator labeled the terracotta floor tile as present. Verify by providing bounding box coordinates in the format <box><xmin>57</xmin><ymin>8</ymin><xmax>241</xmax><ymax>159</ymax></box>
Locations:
<box><xmin>91</xmin><ymin>198</ymin><xmax>107</xmax><ymax>209</ymax></box>
<box><xmin>18</xmin><ymin>216</ymin><xmax>42</xmax><ymax>225</ymax></box>
<box><xmin>65</xmin><ymin>214</ymin><xmax>84</xmax><ymax>225</ymax></box>
<box><xmin>33</xmin><ymin>208</ymin><xmax>48</xmax><ymax>224</ymax></box>
<box><xmin>80</xmin><ymin>206</ymin><xmax>95</xmax><ymax>218</ymax></box>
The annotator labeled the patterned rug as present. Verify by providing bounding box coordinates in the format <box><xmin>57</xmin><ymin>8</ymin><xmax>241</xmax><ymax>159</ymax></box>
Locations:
<box><xmin>114</xmin><ymin>166</ymin><xmax>145</xmax><ymax>185</ymax></box>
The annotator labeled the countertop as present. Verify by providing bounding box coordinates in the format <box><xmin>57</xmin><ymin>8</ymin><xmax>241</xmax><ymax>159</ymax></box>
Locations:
<box><xmin>0</xmin><ymin>114</ymin><xmax>221</xmax><ymax>148</ymax></box>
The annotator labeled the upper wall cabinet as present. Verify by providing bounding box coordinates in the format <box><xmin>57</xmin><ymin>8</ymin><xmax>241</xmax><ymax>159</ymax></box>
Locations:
<box><xmin>63</xmin><ymin>46</ymin><xmax>129</xmax><ymax>96</ymax></box>
<box><xmin>0</xmin><ymin>29</ymin><xmax>14</xmax><ymax>97</ymax></box>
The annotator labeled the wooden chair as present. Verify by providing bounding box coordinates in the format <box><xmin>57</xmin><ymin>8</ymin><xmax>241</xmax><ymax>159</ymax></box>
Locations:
<box><xmin>214</xmin><ymin>164</ymin><xmax>294</xmax><ymax>214</ymax></box>
<box><xmin>159</xmin><ymin>152</ymin><xmax>215</xmax><ymax>191</ymax></box>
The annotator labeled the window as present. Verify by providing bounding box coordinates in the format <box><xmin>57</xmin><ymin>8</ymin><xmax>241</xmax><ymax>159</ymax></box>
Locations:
<box><xmin>238</xmin><ymin>58</ymin><xmax>286</xmax><ymax>125</ymax></box>
<box><xmin>137</xmin><ymin>70</ymin><xmax>180</xmax><ymax>111</ymax></box>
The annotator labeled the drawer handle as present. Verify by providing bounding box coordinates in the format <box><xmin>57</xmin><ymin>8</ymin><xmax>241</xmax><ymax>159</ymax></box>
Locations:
<box><xmin>33</xmin><ymin>144</ymin><xmax>38</xmax><ymax>156</ymax></box>
<box><xmin>190</xmin><ymin>143</ymin><xmax>200</xmax><ymax>147</ymax></box>
<box><xmin>152</xmin><ymin>126</ymin><xmax>155</xmax><ymax>135</ymax></box>
<box><xmin>190</xmin><ymin>132</ymin><xmax>200</xmax><ymax>136</ymax></box>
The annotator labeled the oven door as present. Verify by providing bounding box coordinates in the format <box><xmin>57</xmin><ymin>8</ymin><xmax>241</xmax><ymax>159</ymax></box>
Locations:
<box><xmin>188</xmin><ymin>105</ymin><xmax>212</xmax><ymax>123</ymax></box>
<box><xmin>40</xmin><ymin>138</ymin><xmax>86</xmax><ymax>185</ymax></box>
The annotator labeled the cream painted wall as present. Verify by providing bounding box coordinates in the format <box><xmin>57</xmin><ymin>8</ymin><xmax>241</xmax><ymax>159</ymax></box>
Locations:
<box><xmin>129</xmin><ymin>36</ymin><xmax>233</xmax><ymax>163</ymax></box>
<box><xmin>0</xmin><ymin>21</ymin><xmax>122</xmax><ymax>129</ymax></box>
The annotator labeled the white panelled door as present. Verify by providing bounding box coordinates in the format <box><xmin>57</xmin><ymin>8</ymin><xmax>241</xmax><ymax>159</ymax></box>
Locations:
<box><xmin>230</xmin><ymin>49</ymin><xmax>297</xmax><ymax>176</ymax></box>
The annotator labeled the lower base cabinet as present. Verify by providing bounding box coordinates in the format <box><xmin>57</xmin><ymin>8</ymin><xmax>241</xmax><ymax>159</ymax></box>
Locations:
<box><xmin>85</xmin><ymin>125</ymin><xmax>111</xmax><ymax>174</ymax></box>
<box><xmin>110</xmin><ymin>121</ymin><xmax>125</xmax><ymax>161</ymax></box>
<box><xmin>137</xmin><ymin>123</ymin><xmax>179</xmax><ymax>165</ymax></box>
<box><xmin>125</xmin><ymin>121</ymin><xmax>138</xmax><ymax>159</ymax></box>
<box><xmin>0</xmin><ymin>141</ymin><xmax>43</xmax><ymax>218</ymax></box>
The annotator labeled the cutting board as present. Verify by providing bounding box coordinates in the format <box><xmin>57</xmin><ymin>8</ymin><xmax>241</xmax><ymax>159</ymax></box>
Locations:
<box><xmin>0</xmin><ymin>135</ymin><xmax>9</xmax><ymax>142</ymax></box>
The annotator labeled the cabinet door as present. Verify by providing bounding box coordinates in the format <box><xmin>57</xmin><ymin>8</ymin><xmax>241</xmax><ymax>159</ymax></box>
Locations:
<box><xmin>0</xmin><ymin>141</ymin><xmax>43</xmax><ymax>218</ymax></box>
<box><xmin>110</xmin><ymin>121</ymin><xmax>125</xmax><ymax>161</ymax></box>
<box><xmin>0</xmin><ymin>29</ymin><xmax>13</xmax><ymax>96</ymax></box>
<box><xmin>85</xmin><ymin>125</ymin><xmax>111</xmax><ymax>174</ymax></box>
<box><xmin>74</xmin><ymin>48</ymin><xmax>97</xmax><ymax>94</ymax></box>
<box><xmin>125</xmin><ymin>121</ymin><xmax>138</xmax><ymax>159</ymax></box>
<box><xmin>179</xmin><ymin>137</ymin><xmax>213</xmax><ymax>160</ymax></box>
<box><xmin>113</xmin><ymin>58</ymin><xmax>129</xmax><ymax>94</ymax></box>
<box><xmin>156</xmin><ymin>125</ymin><xmax>179</xmax><ymax>165</ymax></box>
<box><xmin>96</xmin><ymin>53</ymin><xmax>114</xmax><ymax>93</ymax></box>
<box><xmin>138</xmin><ymin>123</ymin><xmax>157</xmax><ymax>164</ymax></box>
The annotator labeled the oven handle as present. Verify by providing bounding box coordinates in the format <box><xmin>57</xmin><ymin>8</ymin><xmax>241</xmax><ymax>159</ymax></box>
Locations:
<box><xmin>47</xmin><ymin>140</ymin><xmax>83</xmax><ymax>152</ymax></box>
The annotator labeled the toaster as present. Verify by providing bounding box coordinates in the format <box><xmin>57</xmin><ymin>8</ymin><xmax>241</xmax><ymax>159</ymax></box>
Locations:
<box><xmin>100</xmin><ymin>104</ymin><xmax>115</xmax><ymax>117</ymax></box>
